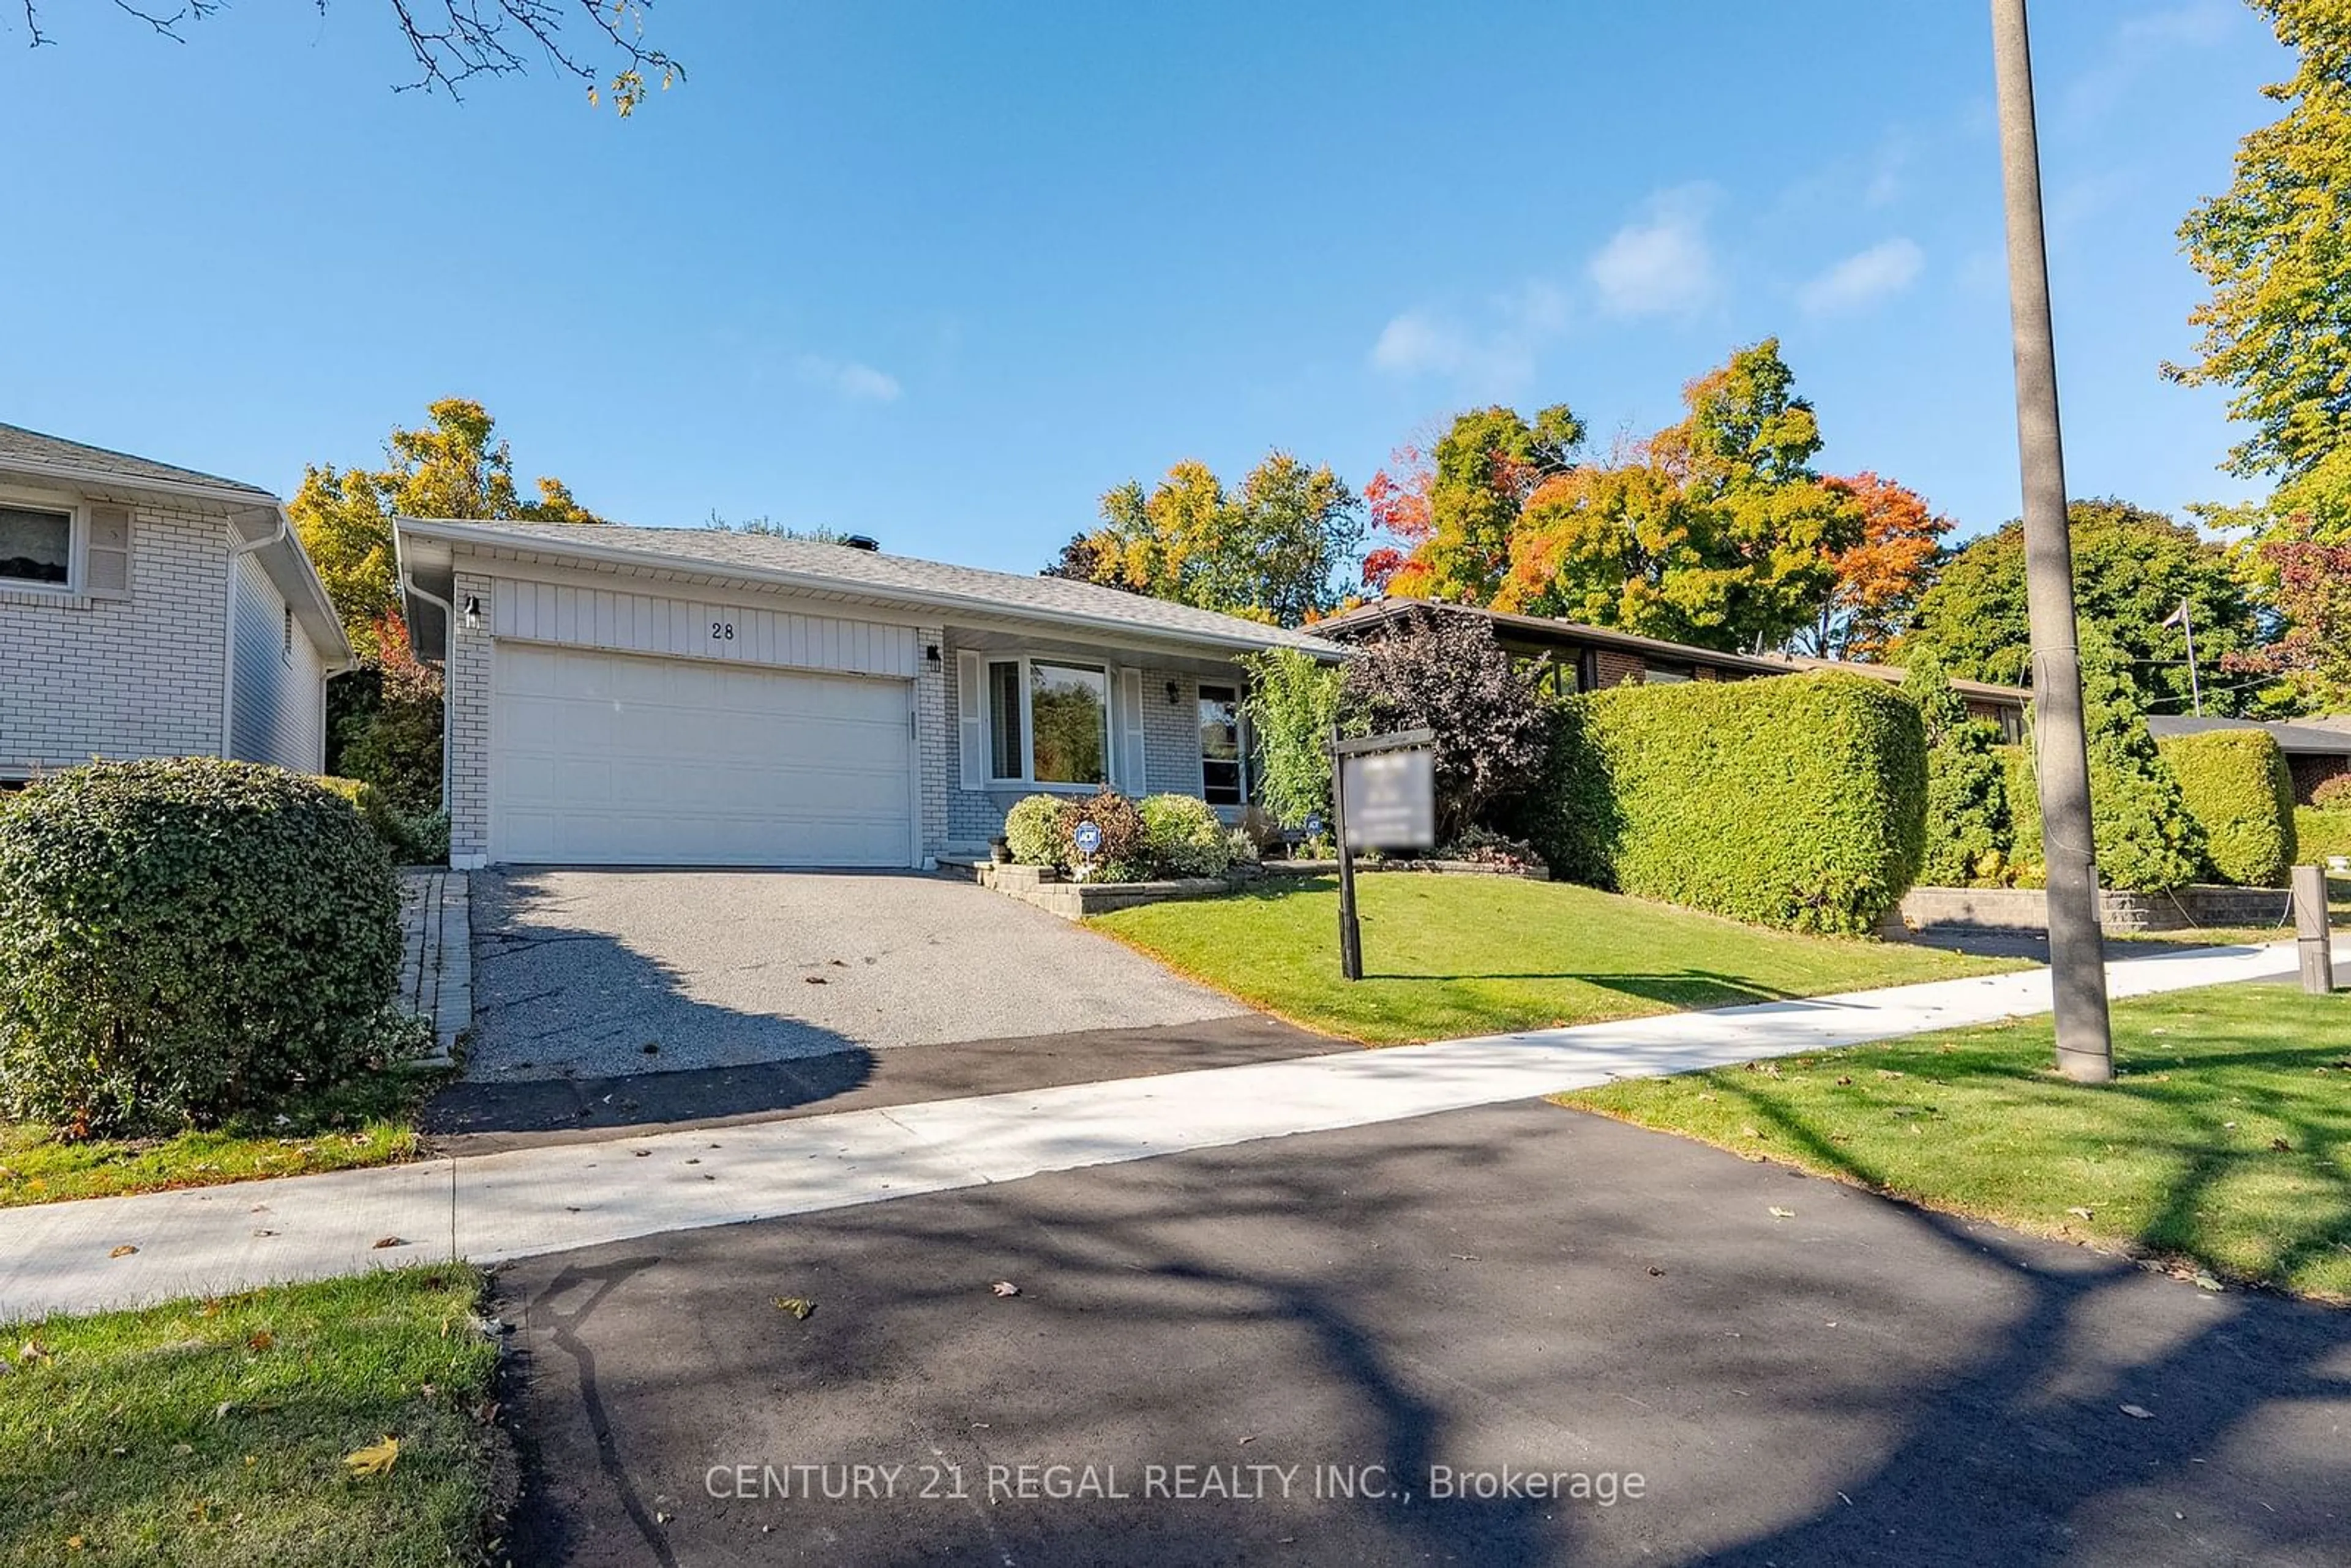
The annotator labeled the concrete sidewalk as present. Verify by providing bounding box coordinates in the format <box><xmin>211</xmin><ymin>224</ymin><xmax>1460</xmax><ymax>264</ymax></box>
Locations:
<box><xmin>1</xmin><ymin>937</ymin><xmax>2338</xmax><ymax>1321</ymax></box>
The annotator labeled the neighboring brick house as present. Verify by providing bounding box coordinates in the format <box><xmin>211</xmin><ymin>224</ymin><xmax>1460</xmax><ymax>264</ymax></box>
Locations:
<box><xmin>0</xmin><ymin>424</ymin><xmax>351</xmax><ymax>782</ymax></box>
<box><xmin>1316</xmin><ymin>599</ymin><xmax>2031</xmax><ymax>740</ymax></box>
<box><xmin>391</xmin><ymin>518</ymin><xmax>1340</xmax><ymax>869</ymax></box>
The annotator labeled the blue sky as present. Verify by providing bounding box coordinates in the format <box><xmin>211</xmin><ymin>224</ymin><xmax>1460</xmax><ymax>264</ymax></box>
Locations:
<box><xmin>2</xmin><ymin>1</ymin><xmax>2289</xmax><ymax>573</ymax></box>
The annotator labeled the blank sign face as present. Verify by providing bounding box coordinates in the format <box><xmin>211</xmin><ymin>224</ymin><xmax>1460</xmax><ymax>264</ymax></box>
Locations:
<box><xmin>1343</xmin><ymin>748</ymin><xmax>1435</xmax><ymax>850</ymax></box>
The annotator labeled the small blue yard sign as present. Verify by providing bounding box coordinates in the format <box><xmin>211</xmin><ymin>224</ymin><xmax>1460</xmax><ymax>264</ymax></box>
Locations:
<box><xmin>1071</xmin><ymin>819</ymin><xmax>1104</xmax><ymax>858</ymax></box>
<box><xmin>1303</xmin><ymin>812</ymin><xmax>1324</xmax><ymax>838</ymax></box>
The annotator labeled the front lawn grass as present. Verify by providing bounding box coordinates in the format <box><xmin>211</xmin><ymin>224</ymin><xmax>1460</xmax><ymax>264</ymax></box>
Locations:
<box><xmin>1089</xmin><ymin>874</ymin><xmax>2025</xmax><ymax>1043</ymax></box>
<box><xmin>0</xmin><ymin>1267</ymin><xmax>506</xmax><ymax>1567</ymax></box>
<box><xmin>1561</xmin><ymin>980</ymin><xmax>2351</xmax><ymax>1301</ymax></box>
<box><xmin>0</xmin><ymin>1071</ymin><xmax>439</xmax><ymax>1209</ymax></box>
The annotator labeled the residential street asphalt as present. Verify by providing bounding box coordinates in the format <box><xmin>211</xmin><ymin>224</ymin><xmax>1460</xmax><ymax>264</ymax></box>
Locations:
<box><xmin>497</xmin><ymin>1098</ymin><xmax>2351</xmax><ymax>1568</ymax></box>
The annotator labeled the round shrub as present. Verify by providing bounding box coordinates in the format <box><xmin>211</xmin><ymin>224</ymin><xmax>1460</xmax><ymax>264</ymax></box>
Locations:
<box><xmin>1138</xmin><ymin>793</ymin><xmax>1234</xmax><ymax>879</ymax></box>
<box><xmin>1058</xmin><ymin>789</ymin><xmax>1150</xmax><ymax>882</ymax></box>
<box><xmin>2313</xmin><ymin>775</ymin><xmax>2351</xmax><ymax>811</ymax></box>
<box><xmin>1004</xmin><ymin>794</ymin><xmax>1067</xmax><ymax>867</ymax></box>
<box><xmin>0</xmin><ymin>758</ymin><xmax>403</xmax><ymax>1134</ymax></box>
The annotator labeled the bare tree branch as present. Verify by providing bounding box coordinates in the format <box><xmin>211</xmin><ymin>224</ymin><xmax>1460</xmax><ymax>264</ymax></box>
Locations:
<box><xmin>18</xmin><ymin>0</ymin><xmax>682</xmax><ymax>113</ymax></box>
<box><xmin>108</xmin><ymin>0</ymin><xmax>222</xmax><ymax>42</ymax></box>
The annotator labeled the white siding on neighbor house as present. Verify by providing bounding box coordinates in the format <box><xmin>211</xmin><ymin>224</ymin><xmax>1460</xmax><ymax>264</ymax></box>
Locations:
<box><xmin>227</xmin><ymin>548</ymin><xmax>326</xmax><ymax>773</ymax></box>
<box><xmin>0</xmin><ymin>500</ymin><xmax>230</xmax><ymax>775</ymax></box>
<box><xmin>490</xmin><ymin>577</ymin><xmax>918</xmax><ymax>680</ymax></box>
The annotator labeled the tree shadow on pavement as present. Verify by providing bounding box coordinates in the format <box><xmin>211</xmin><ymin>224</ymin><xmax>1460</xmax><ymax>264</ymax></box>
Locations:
<box><xmin>495</xmin><ymin>1101</ymin><xmax>2351</xmax><ymax>1566</ymax></box>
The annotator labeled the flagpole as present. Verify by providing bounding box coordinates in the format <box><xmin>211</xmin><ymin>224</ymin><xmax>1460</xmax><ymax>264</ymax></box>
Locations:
<box><xmin>2183</xmin><ymin>601</ymin><xmax>2202</xmax><ymax>716</ymax></box>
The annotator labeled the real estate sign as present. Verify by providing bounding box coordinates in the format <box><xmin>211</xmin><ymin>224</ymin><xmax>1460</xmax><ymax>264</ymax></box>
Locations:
<box><xmin>1340</xmin><ymin>748</ymin><xmax>1434</xmax><ymax>852</ymax></box>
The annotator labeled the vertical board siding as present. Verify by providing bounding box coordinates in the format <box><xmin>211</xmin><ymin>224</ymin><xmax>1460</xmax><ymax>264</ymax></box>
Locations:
<box><xmin>228</xmin><ymin>550</ymin><xmax>325</xmax><ymax>773</ymax></box>
<box><xmin>489</xmin><ymin>580</ymin><xmax>917</xmax><ymax>679</ymax></box>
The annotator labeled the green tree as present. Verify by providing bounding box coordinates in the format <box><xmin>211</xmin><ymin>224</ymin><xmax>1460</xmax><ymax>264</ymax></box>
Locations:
<box><xmin>2076</xmin><ymin>632</ymin><xmax>2207</xmax><ymax>893</ymax></box>
<box><xmin>2168</xmin><ymin>0</ymin><xmax>2351</xmax><ymax>490</ymax></box>
<box><xmin>1052</xmin><ymin>452</ymin><xmax>1363</xmax><ymax>626</ymax></box>
<box><xmin>1494</xmin><ymin>341</ymin><xmax>1860</xmax><ymax>652</ymax></box>
<box><xmin>1902</xmin><ymin>500</ymin><xmax>2261</xmax><ymax>714</ymax></box>
<box><xmin>1237</xmin><ymin>648</ymin><xmax>1343</xmax><ymax>830</ymax></box>
<box><xmin>1368</xmin><ymin>405</ymin><xmax>1586</xmax><ymax>603</ymax></box>
<box><xmin>291</xmin><ymin>397</ymin><xmax>606</xmax><ymax>657</ymax></box>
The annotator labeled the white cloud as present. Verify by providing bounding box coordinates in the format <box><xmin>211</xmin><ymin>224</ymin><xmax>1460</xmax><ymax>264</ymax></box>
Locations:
<box><xmin>1588</xmin><ymin>184</ymin><xmax>1720</xmax><ymax>319</ymax></box>
<box><xmin>1368</xmin><ymin>280</ymin><xmax>1573</xmax><ymax>393</ymax></box>
<box><xmin>794</xmin><ymin>354</ymin><xmax>902</xmax><ymax>403</ymax></box>
<box><xmin>2066</xmin><ymin>1</ymin><xmax>2240</xmax><ymax>124</ymax></box>
<box><xmin>1797</xmin><ymin>238</ymin><xmax>1925</xmax><ymax>316</ymax></box>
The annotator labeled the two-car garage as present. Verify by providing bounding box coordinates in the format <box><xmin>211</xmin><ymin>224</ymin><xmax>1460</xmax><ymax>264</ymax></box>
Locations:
<box><xmin>479</xmin><ymin>583</ymin><xmax>924</xmax><ymax>867</ymax></box>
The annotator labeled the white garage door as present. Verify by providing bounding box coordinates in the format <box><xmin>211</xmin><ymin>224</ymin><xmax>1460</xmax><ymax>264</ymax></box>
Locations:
<box><xmin>490</xmin><ymin>643</ymin><xmax>917</xmax><ymax>866</ymax></box>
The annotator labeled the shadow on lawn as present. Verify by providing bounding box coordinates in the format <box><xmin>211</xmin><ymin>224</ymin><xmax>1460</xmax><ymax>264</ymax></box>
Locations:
<box><xmin>1677</xmin><ymin>1000</ymin><xmax>2351</xmax><ymax>1301</ymax></box>
<box><xmin>1360</xmin><ymin>967</ymin><xmax>1804</xmax><ymax>1010</ymax></box>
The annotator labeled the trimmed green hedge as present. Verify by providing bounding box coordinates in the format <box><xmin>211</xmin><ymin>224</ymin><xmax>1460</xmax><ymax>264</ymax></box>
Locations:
<box><xmin>2157</xmin><ymin>730</ymin><xmax>2297</xmax><ymax>887</ymax></box>
<box><xmin>2297</xmin><ymin>808</ymin><xmax>2351</xmax><ymax>864</ymax></box>
<box><xmin>0</xmin><ymin>759</ymin><xmax>403</xmax><ymax>1133</ymax></box>
<box><xmin>1528</xmin><ymin>673</ymin><xmax>1927</xmax><ymax>936</ymax></box>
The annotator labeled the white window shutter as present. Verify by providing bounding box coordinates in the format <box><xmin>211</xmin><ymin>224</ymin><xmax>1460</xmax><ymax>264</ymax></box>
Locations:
<box><xmin>957</xmin><ymin>651</ymin><xmax>986</xmax><ymax>790</ymax></box>
<box><xmin>86</xmin><ymin>504</ymin><xmax>132</xmax><ymax>599</ymax></box>
<box><xmin>1119</xmin><ymin>667</ymin><xmax>1147</xmax><ymax>792</ymax></box>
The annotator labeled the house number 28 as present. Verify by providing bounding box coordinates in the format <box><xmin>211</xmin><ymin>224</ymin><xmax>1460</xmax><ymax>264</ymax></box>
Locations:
<box><xmin>710</xmin><ymin>621</ymin><xmax>735</xmax><ymax>640</ymax></box>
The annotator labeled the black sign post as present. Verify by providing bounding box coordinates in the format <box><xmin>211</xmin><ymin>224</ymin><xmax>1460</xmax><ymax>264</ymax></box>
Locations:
<box><xmin>1330</xmin><ymin>726</ymin><xmax>1436</xmax><ymax>981</ymax></box>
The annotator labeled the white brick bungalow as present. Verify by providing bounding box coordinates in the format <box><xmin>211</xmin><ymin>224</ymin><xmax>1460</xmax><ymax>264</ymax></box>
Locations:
<box><xmin>392</xmin><ymin>519</ymin><xmax>1341</xmax><ymax>870</ymax></box>
<box><xmin>0</xmin><ymin>424</ymin><xmax>351</xmax><ymax>781</ymax></box>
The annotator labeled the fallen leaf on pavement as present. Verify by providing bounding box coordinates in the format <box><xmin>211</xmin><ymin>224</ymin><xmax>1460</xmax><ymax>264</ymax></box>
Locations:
<box><xmin>772</xmin><ymin>1296</ymin><xmax>817</xmax><ymax>1319</ymax></box>
<box><xmin>344</xmin><ymin>1436</ymin><xmax>400</xmax><ymax>1477</ymax></box>
<box><xmin>804</xmin><ymin>975</ymin><xmax>828</xmax><ymax>985</ymax></box>
<box><xmin>372</xmin><ymin>1237</ymin><xmax>406</xmax><ymax>1250</ymax></box>
<box><xmin>991</xmin><ymin>1281</ymin><xmax>1021</xmax><ymax>1297</ymax></box>
<box><xmin>108</xmin><ymin>1245</ymin><xmax>138</xmax><ymax>1258</ymax></box>
<box><xmin>2120</xmin><ymin>1405</ymin><xmax>2153</xmax><ymax>1420</ymax></box>
<box><xmin>2194</xmin><ymin>1274</ymin><xmax>2225</xmax><ymax>1292</ymax></box>
<box><xmin>1768</xmin><ymin>1206</ymin><xmax>1796</xmax><ymax>1220</ymax></box>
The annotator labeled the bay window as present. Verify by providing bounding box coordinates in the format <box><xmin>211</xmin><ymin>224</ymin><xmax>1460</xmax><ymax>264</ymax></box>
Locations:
<box><xmin>984</xmin><ymin>655</ymin><xmax>1110</xmax><ymax>787</ymax></box>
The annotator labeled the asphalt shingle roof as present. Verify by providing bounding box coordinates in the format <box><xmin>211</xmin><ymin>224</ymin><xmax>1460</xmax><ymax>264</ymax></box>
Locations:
<box><xmin>407</xmin><ymin>518</ymin><xmax>1343</xmax><ymax>653</ymax></box>
<box><xmin>0</xmin><ymin>422</ymin><xmax>276</xmax><ymax>499</ymax></box>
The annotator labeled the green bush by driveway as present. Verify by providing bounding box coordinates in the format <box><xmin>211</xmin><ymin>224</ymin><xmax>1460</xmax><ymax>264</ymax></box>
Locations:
<box><xmin>0</xmin><ymin>759</ymin><xmax>403</xmax><ymax>1135</ymax></box>
<box><xmin>2297</xmin><ymin>806</ymin><xmax>2351</xmax><ymax>863</ymax></box>
<box><xmin>2158</xmin><ymin>729</ymin><xmax>2297</xmax><ymax>886</ymax></box>
<box><xmin>1527</xmin><ymin>672</ymin><xmax>1927</xmax><ymax>936</ymax></box>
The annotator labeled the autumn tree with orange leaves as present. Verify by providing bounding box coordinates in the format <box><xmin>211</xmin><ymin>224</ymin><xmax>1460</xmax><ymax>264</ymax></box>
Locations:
<box><xmin>1796</xmin><ymin>471</ymin><xmax>1952</xmax><ymax>660</ymax></box>
<box><xmin>1362</xmin><ymin>405</ymin><xmax>1586</xmax><ymax>602</ymax></box>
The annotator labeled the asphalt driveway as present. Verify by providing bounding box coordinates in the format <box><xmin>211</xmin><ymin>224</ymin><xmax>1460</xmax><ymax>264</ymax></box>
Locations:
<box><xmin>463</xmin><ymin>869</ymin><xmax>1250</xmax><ymax>1081</ymax></box>
<box><xmin>497</xmin><ymin>1100</ymin><xmax>2351</xmax><ymax>1567</ymax></box>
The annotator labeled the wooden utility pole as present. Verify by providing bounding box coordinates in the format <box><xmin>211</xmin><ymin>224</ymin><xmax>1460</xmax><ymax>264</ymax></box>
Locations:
<box><xmin>1990</xmin><ymin>0</ymin><xmax>2114</xmax><ymax>1082</ymax></box>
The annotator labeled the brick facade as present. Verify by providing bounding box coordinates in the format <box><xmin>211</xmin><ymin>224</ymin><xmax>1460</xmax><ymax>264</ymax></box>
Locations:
<box><xmin>445</xmin><ymin>569</ymin><xmax>496</xmax><ymax>866</ymax></box>
<box><xmin>1591</xmin><ymin>648</ymin><xmax>1646</xmax><ymax>691</ymax></box>
<box><xmin>0</xmin><ymin>500</ymin><xmax>231</xmax><ymax>775</ymax></box>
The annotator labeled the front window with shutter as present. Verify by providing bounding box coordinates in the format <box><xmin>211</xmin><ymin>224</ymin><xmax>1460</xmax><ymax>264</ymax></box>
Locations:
<box><xmin>0</xmin><ymin>505</ymin><xmax>71</xmax><ymax>587</ymax></box>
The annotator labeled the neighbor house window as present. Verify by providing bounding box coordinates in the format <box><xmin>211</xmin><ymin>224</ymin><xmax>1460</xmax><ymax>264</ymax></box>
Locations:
<box><xmin>1198</xmin><ymin>683</ymin><xmax>1243</xmax><ymax>806</ymax></box>
<box><xmin>1643</xmin><ymin>664</ymin><xmax>1692</xmax><ymax>685</ymax></box>
<box><xmin>0</xmin><ymin>505</ymin><xmax>72</xmax><ymax>587</ymax></box>
<box><xmin>984</xmin><ymin>655</ymin><xmax>1111</xmax><ymax>787</ymax></box>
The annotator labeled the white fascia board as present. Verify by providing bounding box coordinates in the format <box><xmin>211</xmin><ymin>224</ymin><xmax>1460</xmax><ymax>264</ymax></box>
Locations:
<box><xmin>399</xmin><ymin>518</ymin><xmax>1346</xmax><ymax>663</ymax></box>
